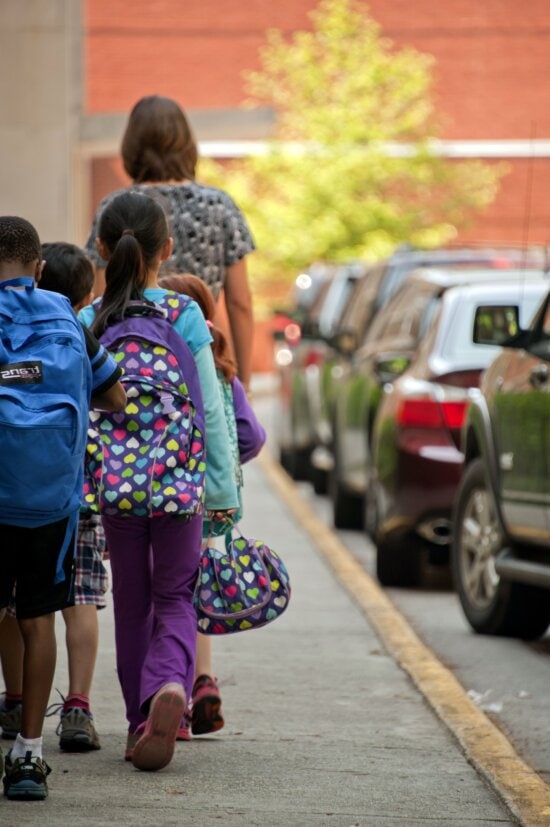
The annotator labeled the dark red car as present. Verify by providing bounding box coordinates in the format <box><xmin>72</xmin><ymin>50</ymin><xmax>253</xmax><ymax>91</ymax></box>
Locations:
<box><xmin>367</xmin><ymin>269</ymin><xmax>549</xmax><ymax>587</ymax></box>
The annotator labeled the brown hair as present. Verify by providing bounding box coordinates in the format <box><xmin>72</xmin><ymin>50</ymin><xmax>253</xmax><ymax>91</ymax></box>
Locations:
<box><xmin>159</xmin><ymin>273</ymin><xmax>237</xmax><ymax>382</ymax></box>
<box><xmin>121</xmin><ymin>95</ymin><xmax>198</xmax><ymax>184</ymax></box>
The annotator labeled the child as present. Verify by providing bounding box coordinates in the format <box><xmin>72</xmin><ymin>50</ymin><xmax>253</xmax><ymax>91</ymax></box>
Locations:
<box><xmin>0</xmin><ymin>217</ymin><xmax>125</xmax><ymax>801</ymax></box>
<box><xmin>78</xmin><ymin>191</ymin><xmax>239</xmax><ymax>771</ymax></box>
<box><xmin>159</xmin><ymin>273</ymin><xmax>266</xmax><ymax>738</ymax></box>
<box><xmin>0</xmin><ymin>242</ymin><xmax>117</xmax><ymax>752</ymax></box>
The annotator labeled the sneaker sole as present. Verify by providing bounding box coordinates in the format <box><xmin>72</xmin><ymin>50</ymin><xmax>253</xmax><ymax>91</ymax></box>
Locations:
<box><xmin>191</xmin><ymin>695</ymin><xmax>224</xmax><ymax>735</ymax></box>
<box><xmin>60</xmin><ymin>733</ymin><xmax>101</xmax><ymax>752</ymax></box>
<box><xmin>131</xmin><ymin>688</ymin><xmax>184</xmax><ymax>771</ymax></box>
<box><xmin>4</xmin><ymin>780</ymin><xmax>48</xmax><ymax>801</ymax></box>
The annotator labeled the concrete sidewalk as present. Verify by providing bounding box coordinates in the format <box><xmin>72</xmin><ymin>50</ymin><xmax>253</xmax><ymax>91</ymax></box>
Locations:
<box><xmin>2</xmin><ymin>460</ymin><xmax>515</xmax><ymax>826</ymax></box>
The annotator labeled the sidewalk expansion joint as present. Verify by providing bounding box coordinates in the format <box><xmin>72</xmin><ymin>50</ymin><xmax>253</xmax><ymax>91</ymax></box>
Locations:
<box><xmin>258</xmin><ymin>447</ymin><xmax>550</xmax><ymax>827</ymax></box>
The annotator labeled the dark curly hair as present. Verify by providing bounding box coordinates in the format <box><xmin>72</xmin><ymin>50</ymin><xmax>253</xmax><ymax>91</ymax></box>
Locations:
<box><xmin>0</xmin><ymin>216</ymin><xmax>41</xmax><ymax>269</ymax></box>
<box><xmin>121</xmin><ymin>95</ymin><xmax>198</xmax><ymax>184</ymax></box>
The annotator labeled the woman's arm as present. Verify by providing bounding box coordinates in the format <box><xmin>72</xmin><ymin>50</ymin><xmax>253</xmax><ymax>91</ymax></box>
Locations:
<box><xmin>223</xmin><ymin>258</ymin><xmax>254</xmax><ymax>391</ymax></box>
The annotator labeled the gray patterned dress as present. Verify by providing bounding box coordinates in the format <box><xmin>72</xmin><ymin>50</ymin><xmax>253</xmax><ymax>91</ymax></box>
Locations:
<box><xmin>85</xmin><ymin>182</ymin><xmax>255</xmax><ymax>300</ymax></box>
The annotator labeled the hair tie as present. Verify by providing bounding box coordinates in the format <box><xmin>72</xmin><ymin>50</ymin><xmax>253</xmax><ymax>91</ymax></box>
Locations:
<box><xmin>205</xmin><ymin>320</ymin><xmax>214</xmax><ymax>329</ymax></box>
<box><xmin>122</xmin><ymin>229</ymin><xmax>135</xmax><ymax>237</ymax></box>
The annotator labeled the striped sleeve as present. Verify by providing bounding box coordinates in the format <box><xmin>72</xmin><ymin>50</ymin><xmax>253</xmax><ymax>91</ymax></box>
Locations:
<box><xmin>81</xmin><ymin>325</ymin><xmax>123</xmax><ymax>394</ymax></box>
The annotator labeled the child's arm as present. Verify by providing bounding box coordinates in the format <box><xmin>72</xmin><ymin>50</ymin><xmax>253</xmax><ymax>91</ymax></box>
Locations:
<box><xmin>81</xmin><ymin>325</ymin><xmax>126</xmax><ymax>412</ymax></box>
<box><xmin>231</xmin><ymin>376</ymin><xmax>266</xmax><ymax>463</ymax></box>
<box><xmin>194</xmin><ymin>344</ymin><xmax>240</xmax><ymax>511</ymax></box>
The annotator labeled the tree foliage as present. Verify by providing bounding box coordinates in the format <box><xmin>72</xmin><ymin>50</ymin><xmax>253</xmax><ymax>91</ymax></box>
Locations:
<box><xmin>201</xmin><ymin>0</ymin><xmax>505</xmax><ymax>304</ymax></box>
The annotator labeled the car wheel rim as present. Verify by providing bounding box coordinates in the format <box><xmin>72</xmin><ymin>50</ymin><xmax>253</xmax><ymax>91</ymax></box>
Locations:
<box><xmin>460</xmin><ymin>486</ymin><xmax>502</xmax><ymax>610</ymax></box>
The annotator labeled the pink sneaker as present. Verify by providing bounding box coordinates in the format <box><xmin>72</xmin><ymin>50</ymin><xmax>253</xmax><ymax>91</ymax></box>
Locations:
<box><xmin>131</xmin><ymin>683</ymin><xmax>185</xmax><ymax>771</ymax></box>
<box><xmin>176</xmin><ymin>711</ymin><xmax>191</xmax><ymax>741</ymax></box>
<box><xmin>191</xmin><ymin>675</ymin><xmax>224</xmax><ymax>735</ymax></box>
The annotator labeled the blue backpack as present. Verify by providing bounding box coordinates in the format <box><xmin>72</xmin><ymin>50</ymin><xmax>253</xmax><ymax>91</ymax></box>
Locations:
<box><xmin>0</xmin><ymin>278</ymin><xmax>91</xmax><ymax>538</ymax></box>
<box><xmin>84</xmin><ymin>293</ymin><xmax>206</xmax><ymax>519</ymax></box>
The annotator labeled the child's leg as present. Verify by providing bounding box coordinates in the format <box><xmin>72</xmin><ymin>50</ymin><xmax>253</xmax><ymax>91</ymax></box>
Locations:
<box><xmin>194</xmin><ymin>633</ymin><xmax>213</xmax><ymax>678</ymax></box>
<box><xmin>62</xmin><ymin>605</ymin><xmax>99</xmax><ymax>699</ymax></box>
<box><xmin>0</xmin><ymin>612</ymin><xmax>24</xmax><ymax>738</ymax></box>
<box><xmin>9</xmin><ymin>516</ymin><xmax>76</xmax><ymax>749</ymax></box>
<box><xmin>191</xmin><ymin>538</ymin><xmax>224</xmax><ymax>735</ymax></box>
<box><xmin>62</xmin><ymin>514</ymin><xmax>106</xmax><ymax>701</ymax></box>
<box><xmin>18</xmin><ymin>614</ymin><xmax>56</xmax><ymax>739</ymax></box>
<box><xmin>102</xmin><ymin>514</ymin><xmax>154</xmax><ymax>733</ymax></box>
<box><xmin>191</xmin><ymin>635</ymin><xmax>224</xmax><ymax>734</ymax></box>
<box><xmin>141</xmin><ymin>514</ymin><xmax>203</xmax><ymax>708</ymax></box>
<box><xmin>56</xmin><ymin>514</ymin><xmax>107</xmax><ymax>751</ymax></box>
<box><xmin>130</xmin><ymin>514</ymin><xmax>202</xmax><ymax>771</ymax></box>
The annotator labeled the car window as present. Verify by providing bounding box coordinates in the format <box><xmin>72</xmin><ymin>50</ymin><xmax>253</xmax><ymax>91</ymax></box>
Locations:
<box><xmin>440</xmin><ymin>289</ymin><xmax>547</xmax><ymax>362</ymax></box>
<box><xmin>339</xmin><ymin>263</ymin><xmax>386</xmax><ymax>337</ymax></box>
<box><xmin>365</xmin><ymin>282</ymin><xmax>437</xmax><ymax>345</ymax></box>
<box><xmin>318</xmin><ymin>271</ymin><xmax>360</xmax><ymax>337</ymax></box>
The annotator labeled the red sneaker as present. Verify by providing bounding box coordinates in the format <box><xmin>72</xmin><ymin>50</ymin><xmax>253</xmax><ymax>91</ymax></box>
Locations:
<box><xmin>131</xmin><ymin>683</ymin><xmax>185</xmax><ymax>771</ymax></box>
<box><xmin>176</xmin><ymin>712</ymin><xmax>191</xmax><ymax>741</ymax></box>
<box><xmin>190</xmin><ymin>675</ymin><xmax>224</xmax><ymax>735</ymax></box>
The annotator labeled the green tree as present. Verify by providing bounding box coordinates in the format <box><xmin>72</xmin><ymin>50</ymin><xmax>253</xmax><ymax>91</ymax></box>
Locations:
<box><xmin>201</xmin><ymin>0</ymin><xmax>504</xmax><ymax>305</ymax></box>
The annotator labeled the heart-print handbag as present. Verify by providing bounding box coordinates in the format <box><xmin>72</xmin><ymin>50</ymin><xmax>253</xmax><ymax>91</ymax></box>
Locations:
<box><xmin>194</xmin><ymin>523</ymin><xmax>291</xmax><ymax>634</ymax></box>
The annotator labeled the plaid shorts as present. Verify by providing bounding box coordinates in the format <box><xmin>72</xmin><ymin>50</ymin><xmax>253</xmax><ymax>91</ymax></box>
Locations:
<box><xmin>74</xmin><ymin>513</ymin><xmax>109</xmax><ymax>608</ymax></box>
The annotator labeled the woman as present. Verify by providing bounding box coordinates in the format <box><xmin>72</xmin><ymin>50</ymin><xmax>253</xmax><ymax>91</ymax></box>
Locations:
<box><xmin>85</xmin><ymin>95</ymin><xmax>255</xmax><ymax>390</ymax></box>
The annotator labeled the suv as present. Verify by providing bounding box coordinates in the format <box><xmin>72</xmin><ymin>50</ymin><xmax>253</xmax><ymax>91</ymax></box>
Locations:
<box><xmin>452</xmin><ymin>284</ymin><xmax>550</xmax><ymax>639</ymax></box>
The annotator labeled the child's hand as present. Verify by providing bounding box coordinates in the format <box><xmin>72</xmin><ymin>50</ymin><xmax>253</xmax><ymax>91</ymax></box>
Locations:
<box><xmin>207</xmin><ymin>508</ymin><xmax>237</xmax><ymax>524</ymax></box>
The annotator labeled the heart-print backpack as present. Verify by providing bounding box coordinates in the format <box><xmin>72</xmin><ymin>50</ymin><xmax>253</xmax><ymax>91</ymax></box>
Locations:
<box><xmin>194</xmin><ymin>523</ymin><xmax>291</xmax><ymax>634</ymax></box>
<box><xmin>83</xmin><ymin>293</ymin><xmax>206</xmax><ymax>518</ymax></box>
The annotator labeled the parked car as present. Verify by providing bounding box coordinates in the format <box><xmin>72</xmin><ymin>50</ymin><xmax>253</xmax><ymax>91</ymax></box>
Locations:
<box><xmin>276</xmin><ymin>262</ymin><xmax>334</xmax><ymax>476</ymax></box>
<box><xmin>277</xmin><ymin>261</ymin><xmax>363</xmax><ymax>480</ymax></box>
<box><xmin>369</xmin><ymin>272</ymin><xmax>549</xmax><ymax>587</ymax></box>
<box><xmin>452</xmin><ymin>283</ymin><xmax>550</xmax><ymax>639</ymax></box>
<box><xmin>313</xmin><ymin>246</ymin><xmax>533</xmax><ymax>514</ymax></box>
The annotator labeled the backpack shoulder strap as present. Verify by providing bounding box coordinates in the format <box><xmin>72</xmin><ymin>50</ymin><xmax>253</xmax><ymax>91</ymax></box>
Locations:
<box><xmin>0</xmin><ymin>277</ymin><xmax>35</xmax><ymax>292</ymax></box>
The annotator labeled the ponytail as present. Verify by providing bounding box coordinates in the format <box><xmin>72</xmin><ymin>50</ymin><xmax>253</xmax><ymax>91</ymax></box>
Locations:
<box><xmin>91</xmin><ymin>190</ymin><xmax>169</xmax><ymax>337</ymax></box>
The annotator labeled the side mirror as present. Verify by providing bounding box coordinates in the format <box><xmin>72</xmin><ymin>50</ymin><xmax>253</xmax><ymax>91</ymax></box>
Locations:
<box><xmin>473</xmin><ymin>305</ymin><xmax>522</xmax><ymax>346</ymax></box>
<box><xmin>374</xmin><ymin>353</ymin><xmax>411</xmax><ymax>383</ymax></box>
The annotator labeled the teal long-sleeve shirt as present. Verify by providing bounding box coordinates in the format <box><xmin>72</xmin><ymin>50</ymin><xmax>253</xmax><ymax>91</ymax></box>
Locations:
<box><xmin>78</xmin><ymin>290</ymin><xmax>239</xmax><ymax>512</ymax></box>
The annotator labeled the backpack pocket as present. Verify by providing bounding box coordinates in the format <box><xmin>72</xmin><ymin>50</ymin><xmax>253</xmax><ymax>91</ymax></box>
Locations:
<box><xmin>93</xmin><ymin>383</ymin><xmax>206</xmax><ymax>518</ymax></box>
<box><xmin>0</xmin><ymin>390</ymin><xmax>82</xmax><ymax>522</ymax></box>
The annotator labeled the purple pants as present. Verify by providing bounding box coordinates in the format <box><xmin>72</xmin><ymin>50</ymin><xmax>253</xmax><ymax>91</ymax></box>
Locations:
<box><xmin>102</xmin><ymin>513</ymin><xmax>202</xmax><ymax>731</ymax></box>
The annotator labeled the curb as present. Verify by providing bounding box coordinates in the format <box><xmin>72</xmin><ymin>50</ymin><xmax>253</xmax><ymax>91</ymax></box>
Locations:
<box><xmin>258</xmin><ymin>448</ymin><xmax>550</xmax><ymax>827</ymax></box>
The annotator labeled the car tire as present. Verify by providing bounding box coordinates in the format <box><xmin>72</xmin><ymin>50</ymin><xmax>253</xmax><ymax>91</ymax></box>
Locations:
<box><xmin>310</xmin><ymin>464</ymin><xmax>328</xmax><ymax>496</ymax></box>
<box><xmin>376</xmin><ymin>534</ymin><xmax>423</xmax><ymax>587</ymax></box>
<box><xmin>452</xmin><ymin>458</ymin><xmax>550</xmax><ymax>639</ymax></box>
<box><xmin>329</xmin><ymin>438</ymin><xmax>364</xmax><ymax>529</ymax></box>
<box><xmin>279</xmin><ymin>446</ymin><xmax>311</xmax><ymax>481</ymax></box>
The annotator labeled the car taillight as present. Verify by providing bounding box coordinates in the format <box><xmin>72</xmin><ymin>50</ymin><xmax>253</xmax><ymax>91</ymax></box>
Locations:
<box><xmin>304</xmin><ymin>348</ymin><xmax>325</xmax><ymax>368</ymax></box>
<box><xmin>397</xmin><ymin>398</ymin><xmax>468</xmax><ymax>430</ymax></box>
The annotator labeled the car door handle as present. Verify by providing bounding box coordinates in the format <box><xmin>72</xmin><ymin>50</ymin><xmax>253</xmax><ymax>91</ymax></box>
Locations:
<box><xmin>529</xmin><ymin>364</ymin><xmax>549</xmax><ymax>388</ymax></box>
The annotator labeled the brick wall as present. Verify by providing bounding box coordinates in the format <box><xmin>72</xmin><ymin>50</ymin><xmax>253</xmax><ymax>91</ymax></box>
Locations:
<box><xmin>86</xmin><ymin>0</ymin><xmax>550</xmax><ymax>138</ymax></box>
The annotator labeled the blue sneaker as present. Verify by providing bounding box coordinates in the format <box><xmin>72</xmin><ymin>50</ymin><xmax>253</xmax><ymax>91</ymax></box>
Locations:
<box><xmin>3</xmin><ymin>750</ymin><xmax>51</xmax><ymax>801</ymax></box>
